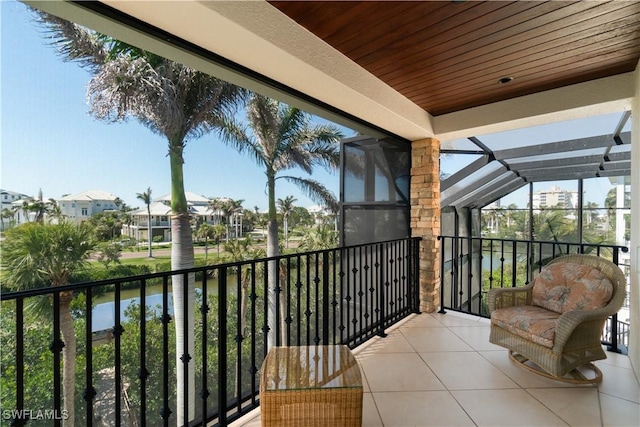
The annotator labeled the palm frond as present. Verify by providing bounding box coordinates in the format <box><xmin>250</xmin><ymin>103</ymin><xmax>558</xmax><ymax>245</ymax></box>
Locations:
<box><xmin>1</xmin><ymin>222</ymin><xmax>95</xmax><ymax>290</ymax></box>
<box><xmin>279</xmin><ymin>176</ymin><xmax>339</xmax><ymax>213</ymax></box>
<box><xmin>32</xmin><ymin>8</ymin><xmax>108</xmax><ymax>72</ymax></box>
<box><xmin>278</xmin><ymin>107</ymin><xmax>307</xmax><ymax>143</ymax></box>
<box><xmin>216</xmin><ymin>116</ymin><xmax>266</xmax><ymax>169</ymax></box>
<box><xmin>274</xmin><ymin>121</ymin><xmax>342</xmax><ymax>173</ymax></box>
<box><xmin>248</xmin><ymin>95</ymin><xmax>280</xmax><ymax>162</ymax></box>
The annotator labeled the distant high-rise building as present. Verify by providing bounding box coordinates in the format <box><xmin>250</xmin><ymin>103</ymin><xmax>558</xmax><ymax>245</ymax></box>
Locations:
<box><xmin>532</xmin><ymin>185</ymin><xmax>577</xmax><ymax>209</ymax></box>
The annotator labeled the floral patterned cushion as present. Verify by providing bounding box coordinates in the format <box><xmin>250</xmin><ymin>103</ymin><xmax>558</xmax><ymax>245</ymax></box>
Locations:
<box><xmin>492</xmin><ymin>305</ymin><xmax>560</xmax><ymax>348</ymax></box>
<box><xmin>531</xmin><ymin>262</ymin><xmax>613</xmax><ymax>314</ymax></box>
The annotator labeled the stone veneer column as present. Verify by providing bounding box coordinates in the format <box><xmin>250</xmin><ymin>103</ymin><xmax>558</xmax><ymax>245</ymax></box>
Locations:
<box><xmin>410</xmin><ymin>138</ymin><xmax>440</xmax><ymax>313</ymax></box>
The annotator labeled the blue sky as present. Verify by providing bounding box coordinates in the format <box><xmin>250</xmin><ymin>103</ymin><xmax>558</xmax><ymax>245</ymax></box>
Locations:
<box><xmin>1</xmin><ymin>1</ymin><xmax>355</xmax><ymax>211</ymax></box>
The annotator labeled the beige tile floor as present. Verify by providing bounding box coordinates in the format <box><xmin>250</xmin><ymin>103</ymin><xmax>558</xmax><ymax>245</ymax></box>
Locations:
<box><xmin>232</xmin><ymin>312</ymin><xmax>639</xmax><ymax>427</ymax></box>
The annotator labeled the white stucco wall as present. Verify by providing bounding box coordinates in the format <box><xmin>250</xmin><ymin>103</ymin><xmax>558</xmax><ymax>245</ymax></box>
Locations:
<box><xmin>629</xmin><ymin>60</ymin><xmax>640</xmax><ymax>381</ymax></box>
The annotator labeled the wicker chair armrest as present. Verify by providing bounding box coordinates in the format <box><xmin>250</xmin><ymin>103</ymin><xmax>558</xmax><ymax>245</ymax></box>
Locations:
<box><xmin>552</xmin><ymin>307</ymin><xmax>611</xmax><ymax>350</ymax></box>
<box><xmin>487</xmin><ymin>283</ymin><xmax>534</xmax><ymax>313</ymax></box>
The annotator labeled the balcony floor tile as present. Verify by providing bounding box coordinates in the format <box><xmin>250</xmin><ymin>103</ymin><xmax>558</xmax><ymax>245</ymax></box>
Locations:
<box><xmin>451</xmin><ymin>389</ymin><xmax>568</xmax><ymax>426</ymax></box>
<box><xmin>527</xmin><ymin>388</ymin><xmax>602</xmax><ymax>427</ymax></box>
<box><xmin>372</xmin><ymin>390</ymin><xmax>475</xmax><ymax>426</ymax></box>
<box><xmin>357</xmin><ymin>351</ymin><xmax>445</xmax><ymax>392</ymax></box>
<box><xmin>233</xmin><ymin>312</ymin><xmax>640</xmax><ymax>427</ymax></box>
<box><xmin>419</xmin><ymin>351</ymin><xmax>519</xmax><ymax>390</ymax></box>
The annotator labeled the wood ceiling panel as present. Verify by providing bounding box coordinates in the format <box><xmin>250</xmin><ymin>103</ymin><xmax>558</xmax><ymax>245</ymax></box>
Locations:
<box><xmin>408</xmin><ymin>31</ymin><xmax>640</xmax><ymax>99</ymax></box>
<box><xmin>363</xmin><ymin>1</ymin><xmax>562</xmax><ymax>76</ymax></box>
<box><xmin>372</xmin><ymin>1</ymin><xmax>618</xmax><ymax>83</ymax></box>
<box><xmin>393</xmin><ymin>13</ymin><xmax>640</xmax><ymax>95</ymax></box>
<box><xmin>269</xmin><ymin>1</ymin><xmax>640</xmax><ymax>116</ymax></box>
<box><xmin>399</xmin><ymin>22</ymin><xmax>640</xmax><ymax>101</ymax></box>
<box><xmin>323</xmin><ymin>2</ymin><xmax>440</xmax><ymax>53</ymax></box>
<box><xmin>343</xmin><ymin>2</ymin><xmax>493</xmax><ymax>61</ymax></box>
<box><xmin>425</xmin><ymin>60</ymin><xmax>637</xmax><ymax>114</ymax></box>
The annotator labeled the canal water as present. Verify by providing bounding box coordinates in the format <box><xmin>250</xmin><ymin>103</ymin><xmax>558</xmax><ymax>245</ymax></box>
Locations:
<box><xmin>91</xmin><ymin>277</ymin><xmax>229</xmax><ymax>332</ymax></box>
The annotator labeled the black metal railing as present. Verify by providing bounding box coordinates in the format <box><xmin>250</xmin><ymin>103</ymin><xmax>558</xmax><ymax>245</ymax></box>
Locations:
<box><xmin>0</xmin><ymin>237</ymin><xmax>420</xmax><ymax>426</ymax></box>
<box><xmin>438</xmin><ymin>235</ymin><xmax>630</xmax><ymax>352</ymax></box>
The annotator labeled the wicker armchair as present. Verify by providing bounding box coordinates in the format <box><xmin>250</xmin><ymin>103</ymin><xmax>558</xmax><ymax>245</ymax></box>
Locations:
<box><xmin>488</xmin><ymin>254</ymin><xmax>626</xmax><ymax>383</ymax></box>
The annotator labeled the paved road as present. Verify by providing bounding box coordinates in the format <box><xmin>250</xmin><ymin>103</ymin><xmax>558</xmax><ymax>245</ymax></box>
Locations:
<box><xmin>118</xmin><ymin>245</ymin><xmax>227</xmax><ymax>259</ymax></box>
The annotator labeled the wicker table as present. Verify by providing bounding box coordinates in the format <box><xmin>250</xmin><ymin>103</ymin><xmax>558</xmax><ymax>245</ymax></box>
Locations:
<box><xmin>260</xmin><ymin>345</ymin><xmax>363</xmax><ymax>427</ymax></box>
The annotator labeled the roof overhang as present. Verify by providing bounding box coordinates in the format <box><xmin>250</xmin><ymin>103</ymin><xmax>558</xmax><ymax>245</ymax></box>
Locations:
<box><xmin>27</xmin><ymin>0</ymin><xmax>637</xmax><ymax>143</ymax></box>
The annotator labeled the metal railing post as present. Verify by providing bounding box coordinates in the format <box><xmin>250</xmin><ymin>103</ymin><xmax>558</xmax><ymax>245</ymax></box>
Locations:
<box><xmin>377</xmin><ymin>243</ymin><xmax>387</xmax><ymax>337</ymax></box>
<box><xmin>218</xmin><ymin>267</ymin><xmax>228</xmax><ymax>426</ymax></box>
<box><xmin>322</xmin><ymin>251</ymin><xmax>330</xmax><ymax>345</ymax></box>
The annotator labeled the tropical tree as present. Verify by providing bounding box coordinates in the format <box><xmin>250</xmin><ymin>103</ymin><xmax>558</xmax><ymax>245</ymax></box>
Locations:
<box><xmin>87</xmin><ymin>211</ymin><xmax>123</xmax><ymax>241</ymax></box>
<box><xmin>1</xmin><ymin>207</ymin><xmax>16</xmax><ymax>231</ymax></box>
<box><xmin>195</xmin><ymin>223</ymin><xmax>214</xmax><ymax>261</ymax></box>
<box><xmin>239</xmin><ymin>208</ymin><xmax>257</xmax><ymax>233</ymax></box>
<box><xmin>96</xmin><ymin>240</ymin><xmax>123</xmax><ymax>268</ymax></box>
<box><xmin>211</xmin><ymin>223</ymin><xmax>227</xmax><ymax>255</ymax></box>
<box><xmin>47</xmin><ymin>198</ymin><xmax>67</xmax><ymax>223</ymax></box>
<box><xmin>220</xmin><ymin>198</ymin><xmax>244</xmax><ymax>240</ymax></box>
<box><xmin>22</xmin><ymin>189</ymin><xmax>50</xmax><ymax>223</ymax></box>
<box><xmin>208</xmin><ymin>197</ymin><xmax>225</xmax><ymax>226</ymax></box>
<box><xmin>1</xmin><ymin>221</ymin><xmax>95</xmax><ymax>426</ymax></box>
<box><xmin>297</xmin><ymin>224</ymin><xmax>339</xmax><ymax>251</ymax></box>
<box><xmin>533</xmin><ymin>208</ymin><xmax>576</xmax><ymax>244</ymax></box>
<box><xmin>583</xmin><ymin>201</ymin><xmax>600</xmax><ymax>229</ymax></box>
<box><xmin>217</xmin><ymin>94</ymin><xmax>343</xmax><ymax>347</ymax></box>
<box><xmin>253</xmin><ymin>206</ymin><xmax>268</xmax><ymax>238</ymax></box>
<box><xmin>277</xmin><ymin>195</ymin><xmax>297</xmax><ymax>248</ymax></box>
<box><xmin>290</xmin><ymin>206</ymin><xmax>313</xmax><ymax>229</ymax></box>
<box><xmin>35</xmin><ymin>11</ymin><xmax>244</xmax><ymax>424</ymax></box>
<box><xmin>223</xmin><ymin>237</ymin><xmax>265</xmax><ymax>337</ymax></box>
<box><xmin>136</xmin><ymin>187</ymin><xmax>154</xmax><ymax>258</ymax></box>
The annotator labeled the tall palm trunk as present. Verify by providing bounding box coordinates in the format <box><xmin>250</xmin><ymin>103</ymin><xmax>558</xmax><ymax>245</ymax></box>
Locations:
<box><xmin>147</xmin><ymin>206</ymin><xmax>153</xmax><ymax>257</ymax></box>
<box><xmin>266</xmin><ymin>176</ymin><xmax>279</xmax><ymax>349</ymax></box>
<box><xmin>237</xmin><ymin>268</ymin><xmax>252</xmax><ymax>389</ymax></box>
<box><xmin>59</xmin><ymin>291</ymin><xmax>76</xmax><ymax>427</ymax></box>
<box><xmin>283</xmin><ymin>215</ymin><xmax>289</xmax><ymax>248</ymax></box>
<box><xmin>168</xmin><ymin>141</ymin><xmax>195</xmax><ymax>425</ymax></box>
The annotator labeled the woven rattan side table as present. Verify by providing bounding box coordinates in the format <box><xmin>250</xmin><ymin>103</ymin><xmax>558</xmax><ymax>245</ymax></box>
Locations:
<box><xmin>259</xmin><ymin>345</ymin><xmax>363</xmax><ymax>427</ymax></box>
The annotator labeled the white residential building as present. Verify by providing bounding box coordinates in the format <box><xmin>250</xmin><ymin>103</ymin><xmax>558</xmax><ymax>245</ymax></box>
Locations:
<box><xmin>308</xmin><ymin>205</ymin><xmax>336</xmax><ymax>227</ymax></box>
<box><xmin>122</xmin><ymin>200</ymin><xmax>173</xmax><ymax>242</ymax></box>
<box><xmin>0</xmin><ymin>189</ymin><xmax>31</xmax><ymax>229</ymax></box>
<box><xmin>57</xmin><ymin>190</ymin><xmax>121</xmax><ymax>223</ymax></box>
<box><xmin>122</xmin><ymin>192</ymin><xmax>238</xmax><ymax>242</ymax></box>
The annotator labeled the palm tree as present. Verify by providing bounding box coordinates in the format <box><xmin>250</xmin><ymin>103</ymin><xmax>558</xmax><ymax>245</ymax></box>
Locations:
<box><xmin>88</xmin><ymin>212</ymin><xmax>123</xmax><ymax>241</ymax></box>
<box><xmin>254</xmin><ymin>206</ymin><xmax>267</xmax><ymax>238</ymax></box>
<box><xmin>35</xmin><ymin>11</ymin><xmax>244</xmax><ymax>424</ymax></box>
<box><xmin>217</xmin><ymin>94</ymin><xmax>343</xmax><ymax>347</ymax></box>
<box><xmin>1</xmin><ymin>207</ymin><xmax>15</xmax><ymax>231</ymax></box>
<box><xmin>220</xmin><ymin>198</ymin><xmax>244</xmax><ymax>240</ymax></box>
<box><xmin>136</xmin><ymin>187</ymin><xmax>153</xmax><ymax>258</ymax></box>
<box><xmin>195</xmin><ymin>223</ymin><xmax>214</xmax><ymax>261</ymax></box>
<box><xmin>208</xmin><ymin>197</ymin><xmax>224</xmax><ymax>226</ymax></box>
<box><xmin>211</xmin><ymin>224</ymin><xmax>227</xmax><ymax>255</ymax></box>
<box><xmin>22</xmin><ymin>189</ymin><xmax>49</xmax><ymax>223</ymax></box>
<box><xmin>298</xmin><ymin>224</ymin><xmax>339</xmax><ymax>251</ymax></box>
<box><xmin>46</xmin><ymin>198</ymin><xmax>66</xmax><ymax>223</ymax></box>
<box><xmin>223</xmin><ymin>238</ymin><xmax>265</xmax><ymax>337</ymax></box>
<box><xmin>277</xmin><ymin>195</ymin><xmax>297</xmax><ymax>248</ymax></box>
<box><xmin>1</xmin><ymin>222</ymin><xmax>95</xmax><ymax>426</ymax></box>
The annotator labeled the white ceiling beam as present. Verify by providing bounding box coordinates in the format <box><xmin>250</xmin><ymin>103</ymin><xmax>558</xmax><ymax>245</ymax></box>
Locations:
<box><xmin>434</xmin><ymin>73</ymin><xmax>635</xmax><ymax>141</ymax></box>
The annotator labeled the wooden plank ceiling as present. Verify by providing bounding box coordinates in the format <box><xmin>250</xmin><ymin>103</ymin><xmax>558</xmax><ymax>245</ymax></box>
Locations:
<box><xmin>269</xmin><ymin>1</ymin><xmax>640</xmax><ymax>116</ymax></box>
